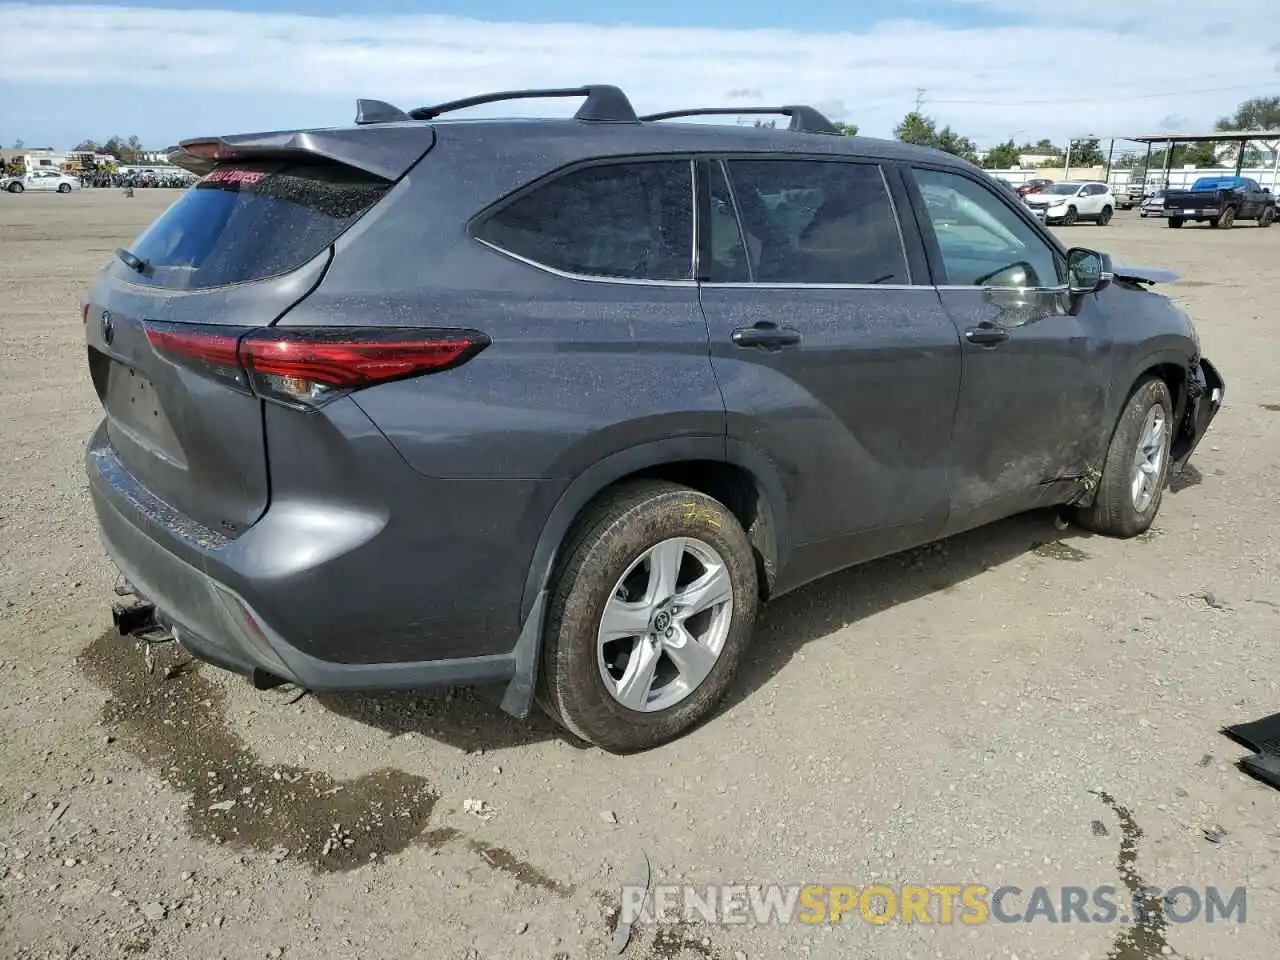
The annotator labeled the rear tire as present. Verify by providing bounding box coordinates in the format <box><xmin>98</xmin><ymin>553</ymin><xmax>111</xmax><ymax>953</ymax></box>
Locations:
<box><xmin>1063</xmin><ymin>205</ymin><xmax>1078</xmax><ymax>226</ymax></box>
<box><xmin>1075</xmin><ymin>378</ymin><xmax>1174</xmax><ymax>538</ymax></box>
<box><xmin>1167</xmin><ymin>217</ymin><xmax>1184</xmax><ymax>229</ymax></box>
<box><xmin>1097</xmin><ymin>205</ymin><xmax>1113</xmax><ymax>226</ymax></box>
<box><xmin>538</xmin><ymin>480</ymin><xmax>758</xmax><ymax>752</ymax></box>
<box><xmin>1218</xmin><ymin>206</ymin><xmax>1236</xmax><ymax>229</ymax></box>
<box><xmin>57</xmin><ymin>183</ymin><xmax>71</xmax><ymax>194</ymax></box>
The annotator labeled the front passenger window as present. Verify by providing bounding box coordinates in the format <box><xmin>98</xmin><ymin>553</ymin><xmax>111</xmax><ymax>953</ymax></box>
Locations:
<box><xmin>913</xmin><ymin>168</ymin><xmax>1063</xmax><ymax>288</ymax></box>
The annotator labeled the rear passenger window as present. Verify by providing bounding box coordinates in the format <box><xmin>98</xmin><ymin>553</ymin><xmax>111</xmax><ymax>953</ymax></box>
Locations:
<box><xmin>476</xmin><ymin>161</ymin><xmax>693</xmax><ymax>281</ymax></box>
<box><xmin>715</xmin><ymin>159</ymin><xmax>908</xmax><ymax>285</ymax></box>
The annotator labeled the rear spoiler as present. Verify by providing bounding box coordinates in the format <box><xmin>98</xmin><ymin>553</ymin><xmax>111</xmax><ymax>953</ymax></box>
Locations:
<box><xmin>166</xmin><ymin>125</ymin><xmax>437</xmax><ymax>181</ymax></box>
<box><xmin>1111</xmin><ymin>264</ymin><xmax>1179</xmax><ymax>286</ymax></box>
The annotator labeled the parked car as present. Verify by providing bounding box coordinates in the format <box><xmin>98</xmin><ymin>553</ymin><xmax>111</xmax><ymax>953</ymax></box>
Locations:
<box><xmin>1017</xmin><ymin>178</ymin><xmax>1054</xmax><ymax>197</ymax></box>
<box><xmin>3</xmin><ymin>169</ymin><xmax>81</xmax><ymax>193</ymax></box>
<box><xmin>83</xmin><ymin>86</ymin><xmax>1224</xmax><ymax>751</ymax></box>
<box><xmin>1162</xmin><ymin>176</ymin><xmax>1276</xmax><ymax>228</ymax></box>
<box><xmin>1139</xmin><ymin>191</ymin><xmax>1167</xmax><ymax>218</ymax></box>
<box><xmin>1119</xmin><ymin>170</ymin><xmax>1163</xmax><ymax>210</ymax></box>
<box><xmin>1022</xmin><ymin>180</ymin><xmax>1117</xmax><ymax>225</ymax></box>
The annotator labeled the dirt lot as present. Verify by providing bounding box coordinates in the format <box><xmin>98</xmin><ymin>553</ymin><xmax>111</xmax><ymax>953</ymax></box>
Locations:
<box><xmin>1</xmin><ymin>190</ymin><xmax>1278</xmax><ymax>960</ymax></box>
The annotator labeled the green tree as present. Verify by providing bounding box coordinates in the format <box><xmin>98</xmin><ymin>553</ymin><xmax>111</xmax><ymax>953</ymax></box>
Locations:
<box><xmin>936</xmin><ymin>126</ymin><xmax>978</xmax><ymax>163</ymax></box>
<box><xmin>72</xmin><ymin>139</ymin><xmax>99</xmax><ymax>152</ymax></box>
<box><xmin>982</xmin><ymin>140</ymin><xmax>1021</xmax><ymax>169</ymax></box>
<box><xmin>1217</xmin><ymin>96</ymin><xmax>1280</xmax><ymax>133</ymax></box>
<box><xmin>1019</xmin><ymin>138</ymin><xmax>1061</xmax><ymax>156</ymax></box>
<box><xmin>895</xmin><ymin>112</ymin><xmax>977</xmax><ymax>162</ymax></box>
<box><xmin>751</xmin><ymin>119</ymin><xmax>777</xmax><ymax>129</ymax></box>
<box><xmin>834</xmin><ymin>122</ymin><xmax>859</xmax><ymax>137</ymax></box>
<box><xmin>1067</xmin><ymin>139</ymin><xmax>1106</xmax><ymax>167</ymax></box>
<box><xmin>1214</xmin><ymin>96</ymin><xmax>1280</xmax><ymax>163</ymax></box>
<box><xmin>894</xmin><ymin>112</ymin><xmax>937</xmax><ymax>147</ymax></box>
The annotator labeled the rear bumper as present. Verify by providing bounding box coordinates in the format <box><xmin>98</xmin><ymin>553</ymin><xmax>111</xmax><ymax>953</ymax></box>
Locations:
<box><xmin>85</xmin><ymin>416</ymin><xmax>550</xmax><ymax>697</ymax></box>
<box><xmin>91</xmin><ymin>478</ymin><xmax>517</xmax><ymax>690</ymax></box>
<box><xmin>1163</xmin><ymin>208</ymin><xmax>1222</xmax><ymax>220</ymax></box>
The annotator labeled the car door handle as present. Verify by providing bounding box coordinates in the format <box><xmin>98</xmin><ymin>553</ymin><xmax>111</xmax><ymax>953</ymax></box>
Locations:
<box><xmin>965</xmin><ymin>323</ymin><xmax>1010</xmax><ymax>347</ymax></box>
<box><xmin>731</xmin><ymin>323</ymin><xmax>802</xmax><ymax>349</ymax></box>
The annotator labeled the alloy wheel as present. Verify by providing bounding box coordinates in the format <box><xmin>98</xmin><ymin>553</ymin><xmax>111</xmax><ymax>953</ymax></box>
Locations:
<box><xmin>1130</xmin><ymin>405</ymin><xmax>1169</xmax><ymax>512</ymax></box>
<box><xmin>596</xmin><ymin>537</ymin><xmax>734</xmax><ymax>713</ymax></box>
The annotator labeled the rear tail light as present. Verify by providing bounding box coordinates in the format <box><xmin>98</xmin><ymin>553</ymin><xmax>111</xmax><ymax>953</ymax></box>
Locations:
<box><xmin>144</xmin><ymin>323</ymin><xmax>488</xmax><ymax>409</ymax></box>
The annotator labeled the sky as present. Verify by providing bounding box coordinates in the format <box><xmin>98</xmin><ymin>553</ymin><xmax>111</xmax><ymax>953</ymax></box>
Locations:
<box><xmin>1</xmin><ymin>0</ymin><xmax>1278</xmax><ymax>151</ymax></box>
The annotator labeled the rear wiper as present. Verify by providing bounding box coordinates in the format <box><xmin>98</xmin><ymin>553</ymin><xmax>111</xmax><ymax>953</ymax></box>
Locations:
<box><xmin>114</xmin><ymin>247</ymin><xmax>151</xmax><ymax>275</ymax></box>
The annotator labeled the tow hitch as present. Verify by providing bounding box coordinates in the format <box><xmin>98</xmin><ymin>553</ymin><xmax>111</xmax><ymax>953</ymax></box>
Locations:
<box><xmin>110</xmin><ymin>588</ymin><xmax>174</xmax><ymax>674</ymax></box>
<box><xmin>112</xmin><ymin>599</ymin><xmax>158</xmax><ymax>637</ymax></box>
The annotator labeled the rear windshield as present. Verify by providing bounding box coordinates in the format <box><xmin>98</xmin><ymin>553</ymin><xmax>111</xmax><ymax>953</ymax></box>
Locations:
<box><xmin>124</xmin><ymin>162</ymin><xmax>388</xmax><ymax>289</ymax></box>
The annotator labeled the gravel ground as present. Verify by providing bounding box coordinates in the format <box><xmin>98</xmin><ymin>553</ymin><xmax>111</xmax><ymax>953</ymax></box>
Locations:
<box><xmin>1</xmin><ymin>190</ymin><xmax>1278</xmax><ymax>960</ymax></box>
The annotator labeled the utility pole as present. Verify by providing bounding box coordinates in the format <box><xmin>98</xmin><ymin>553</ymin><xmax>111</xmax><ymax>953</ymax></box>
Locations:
<box><xmin>914</xmin><ymin>88</ymin><xmax>926</xmax><ymax>112</ymax></box>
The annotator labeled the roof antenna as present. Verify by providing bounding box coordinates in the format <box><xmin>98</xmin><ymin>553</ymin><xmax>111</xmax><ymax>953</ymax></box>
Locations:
<box><xmin>355</xmin><ymin>99</ymin><xmax>411</xmax><ymax>125</ymax></box>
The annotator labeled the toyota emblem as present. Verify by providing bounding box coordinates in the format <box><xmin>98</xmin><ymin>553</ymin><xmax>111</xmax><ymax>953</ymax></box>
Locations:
<box><xmin>101</xmin><ymin>310</ymin><xmax>114</xmax><ymax>345</ymax></box>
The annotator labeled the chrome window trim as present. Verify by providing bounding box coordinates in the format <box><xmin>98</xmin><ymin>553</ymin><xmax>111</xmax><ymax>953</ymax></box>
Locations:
<box><xmin>702</xmin><ymin>281</ymin><xmax>927</xmax><ymax>291</ymax></box>
<box><xmin>936</xmin><ymin>283</ymin><xmax>1071</xmax><ymax>293</ymax></box>
<box><xmin>687</xmin><ymin>157</ymin><xmax>700</xmax><ymax>282</ymax></box>
<box><xmin>474</xmin><ymin>238</ymin><xmax>698</xmax><ymax>287</ymax></box>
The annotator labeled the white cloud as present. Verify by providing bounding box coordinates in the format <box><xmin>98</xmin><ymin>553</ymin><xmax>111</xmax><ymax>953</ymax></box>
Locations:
<box><xmin>1</xmin><ymin>2</ymin><xmax>1277</xmax><ymax>145</ymax></box>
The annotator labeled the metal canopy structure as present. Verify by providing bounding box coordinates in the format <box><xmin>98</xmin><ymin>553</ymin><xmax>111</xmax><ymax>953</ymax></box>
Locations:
<box><xmin>1088</xmin><ymin>129</ymin><xmax>1280</xmax><ymax>188</ymax></box>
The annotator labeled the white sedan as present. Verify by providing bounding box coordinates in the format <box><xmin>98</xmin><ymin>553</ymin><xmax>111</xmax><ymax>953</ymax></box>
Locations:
<box><xmin>3</xmin><ymin>170</ymin><xmax>82</xmax><ymax>194</ymax></box>
<box><xmin>1022</xmin><ymin>180</ymin><xmax>1116</xmax><ymax>225</ymax></box>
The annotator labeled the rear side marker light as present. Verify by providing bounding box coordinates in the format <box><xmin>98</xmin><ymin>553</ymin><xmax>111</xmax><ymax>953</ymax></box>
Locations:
<box><xmin>144</xmin><ymin>324</ymin><xmax>489</xmax><ymax>410</ymax></box>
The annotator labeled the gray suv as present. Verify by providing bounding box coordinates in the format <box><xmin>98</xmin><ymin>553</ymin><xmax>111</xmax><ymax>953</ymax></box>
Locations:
<box><xmin>84</xmin><ymin>86</ymin><xmax>1223</xmax><ymax>752</ymax></box>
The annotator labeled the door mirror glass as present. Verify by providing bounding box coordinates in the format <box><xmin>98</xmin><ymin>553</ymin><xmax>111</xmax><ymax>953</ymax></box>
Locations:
<box><xmin>1067</xmin><ymin>247</ymin><xmax>1109</xmax><ymax>293</ymax></box>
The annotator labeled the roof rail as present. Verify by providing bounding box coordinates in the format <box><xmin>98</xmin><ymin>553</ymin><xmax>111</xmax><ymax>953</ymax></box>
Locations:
<box><xmin>639</xmin><ymin>106</ymin><xmax>842</xmax><ymax>136</ymax></box>
<box><xmin>354</xmin><ymin>99</ymin><xmax>411</xmax><ymax>125</ymax></box>
<box><xmin>406</xmin><ymin>85</ymin><xmax>639</xmax><ymax>123</ymax></box>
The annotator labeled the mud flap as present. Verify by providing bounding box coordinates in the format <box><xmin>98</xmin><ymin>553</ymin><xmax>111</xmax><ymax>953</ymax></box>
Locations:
<box><xmin>1170</xmin><ymin>357</ymin><xmax>1224</xmax><ymax>474</ymax></box>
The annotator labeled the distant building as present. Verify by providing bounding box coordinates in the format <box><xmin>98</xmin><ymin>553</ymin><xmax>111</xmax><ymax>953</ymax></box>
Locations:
<box><xmin>0</xmin><ymin>147</ymin><xmax>67</xmax><ymax>171</ymax></box>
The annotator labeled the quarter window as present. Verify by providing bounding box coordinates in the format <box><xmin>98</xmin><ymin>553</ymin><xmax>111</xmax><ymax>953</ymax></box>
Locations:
<box><xmin>713</xmin><ymin>159</ymin><xmax>909</xmax><ymax>285</ymax></box>
<box><xmin>475</xmin><ymin>160</ymin><xmax>693</xmax><ymax>281</ymax></box>
<box><xmin>913</xmin><ymin>168</ymin><xmax>1063</xmax><ymax>288</ymax></box>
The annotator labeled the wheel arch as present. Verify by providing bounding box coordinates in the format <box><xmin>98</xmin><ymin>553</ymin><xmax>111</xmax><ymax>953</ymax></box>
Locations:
<box><xmin>518</xmin><ymin>439</ymin><xmax>790</xmax><ymax>625</ymax></box>
<box><xmin>1092</xmin><ymin>351</ymin><xmax>1191</xmax><ymax>481</ymax></box>
<box><xmin>499</xmin><ymin>439</ymin><xmax>789</xmax><ymax>720</ymax></box>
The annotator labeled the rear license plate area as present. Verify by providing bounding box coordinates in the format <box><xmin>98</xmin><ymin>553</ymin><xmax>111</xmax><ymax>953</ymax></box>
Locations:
<box><xmin>104</xmin><ymin>361</ymin><xmax>173</xmax><ymax>451</ymax></box>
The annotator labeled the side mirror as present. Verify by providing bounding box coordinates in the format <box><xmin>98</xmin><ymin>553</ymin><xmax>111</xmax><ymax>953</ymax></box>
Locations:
<box><xmin>1067</xmin><ymin>248</ymin><xmax>1112</xmax><ymax>294</ymax></box>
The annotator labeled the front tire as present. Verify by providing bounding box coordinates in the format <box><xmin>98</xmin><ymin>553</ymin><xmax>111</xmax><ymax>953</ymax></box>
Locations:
<box><xmin>1097</xmin><ymin>205</ymin><xmax>1113</xmax><ymax>226</ymax></box>
<box><xmin>539</xmin><ymin>480</ymin><xmax>759</xmax><ymax>752</ymax></box>
<box><xmin>1168</xmin><ymin>217</ymin><xmax>1184</xmax><ymax>229</ymax></box>
<box><xmin>57</xmin><ymin>183</ymin><xmax>71</xmax><ymax>194</ymax></box>
<box><xmin>1075</xmin><ymin>378</ymin><xmax>1174</xmax><ymax>538</ymax></box>
<box><xmin>1259</xmin><ymin>207</ymin><xmax>1275</xmax><ymax>228</ymax></box>
<box><xmin>7</xmin><ymin>182</ymin><xmax>23</xmax><ymax>194</ymax></box>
